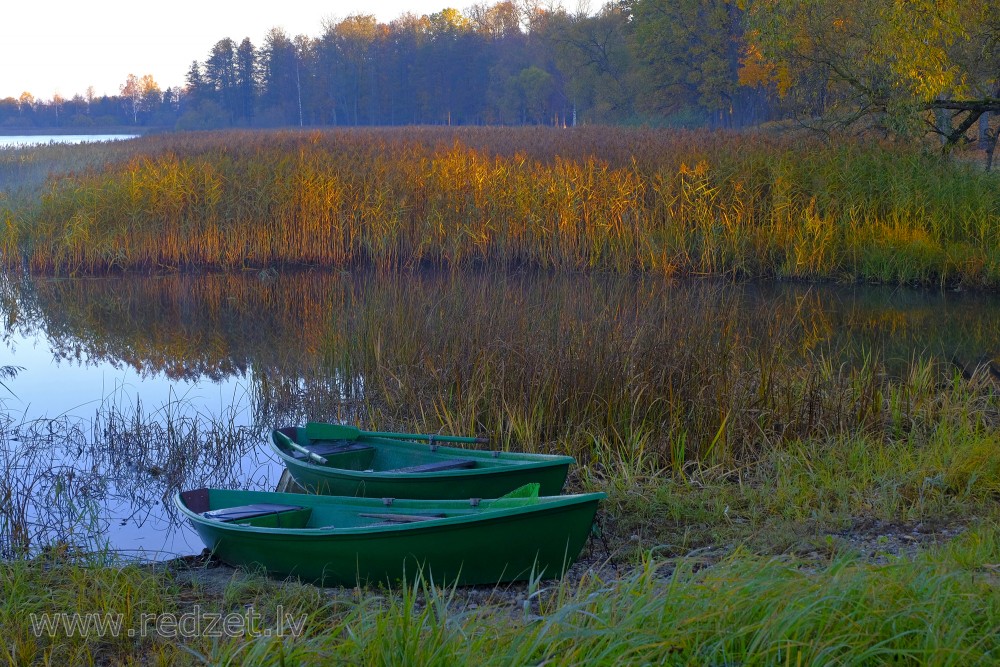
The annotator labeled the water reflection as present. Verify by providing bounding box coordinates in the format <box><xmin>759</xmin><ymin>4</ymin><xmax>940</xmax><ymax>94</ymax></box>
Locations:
<box><xmin>0</xmin><ymin>406</ymin><xmax>276</xmax><ymax>560</ymax></box>
<box><xmin>6</xmin><ymin>272</ymin><xmax>998</xmax><ymax>385</ymax></box>
<box><xmin>1</xmin><ymin>270</ymin><xmax>999</xmax><ymax>558</ymax></box>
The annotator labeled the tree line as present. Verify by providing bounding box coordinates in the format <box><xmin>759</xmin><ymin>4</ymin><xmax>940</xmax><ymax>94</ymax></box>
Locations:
<box><xmin>2</xmin><ymin>0</ymin><xmax>997</xmax><ymax>165</ymax></box>
<box><xmin>0</xmin><ymin>1</ymin><xmax>775</xmax><ymax>132</ymax></box>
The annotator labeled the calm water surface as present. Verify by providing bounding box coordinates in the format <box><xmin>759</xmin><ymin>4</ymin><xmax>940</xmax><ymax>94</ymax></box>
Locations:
<box><xmin>1</xmin><ymin>271</ymin><xmax>998</xmax><ymax>560</ymax></box>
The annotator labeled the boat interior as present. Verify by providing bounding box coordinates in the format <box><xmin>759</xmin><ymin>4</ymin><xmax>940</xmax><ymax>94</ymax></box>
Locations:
<box><xmin>190</xmin><ymin>500</ymin><xmax>469</xmax><ymax>530</ymax></box>
<box><xmin>279</xmin><ymin>430</ymin><xmax>517</xmax><ymax>473</ymax></box>
<box><xmin>180</xmin><ymin>485</ymin><xmax>546</xmax><ymax>531</ymax></box>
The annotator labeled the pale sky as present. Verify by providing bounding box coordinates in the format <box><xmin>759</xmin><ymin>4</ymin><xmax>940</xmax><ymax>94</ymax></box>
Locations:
<box><xmin>2</xmin><ymin>0</ymin><xmax>453</xmax><ymax>101</ymax></box>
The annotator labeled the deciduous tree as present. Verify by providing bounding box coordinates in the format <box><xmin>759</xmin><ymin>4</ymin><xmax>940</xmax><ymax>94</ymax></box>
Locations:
<box><xmin>744</xmin><ymin>0</ymin><xmax>1000</xmax><ymax>165</ymax></box>
<box><xmin>120</xmin><ymin>74</ymin><xmax>141</xmax><ymax>124</ymax></box>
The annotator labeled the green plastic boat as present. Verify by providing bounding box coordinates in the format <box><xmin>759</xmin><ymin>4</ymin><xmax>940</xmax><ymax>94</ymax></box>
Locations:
<box><xmin>175</xmin><ymin>485</ymin><xmax>604</xmax><ymax>586</ymax></box>
<box><xmin>269</xmin><ymin>423</ymin><xmax>575</xmax><ymax>498</ymax></box>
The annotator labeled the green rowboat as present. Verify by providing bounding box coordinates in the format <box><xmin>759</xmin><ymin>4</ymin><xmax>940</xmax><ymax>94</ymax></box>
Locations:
<box><xmin>175</xmin><ymin>485</ymin><xmax>604</xmax><ymax>586</ymax></box>
<box><xmin>270</xmin><ymin>424</ymin><xmax>575</xmax><ymax>498</ymax></box>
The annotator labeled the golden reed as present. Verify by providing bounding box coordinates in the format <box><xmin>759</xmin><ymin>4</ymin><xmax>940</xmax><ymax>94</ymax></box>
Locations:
<box><xmin>1</xmin><ymin>127</ymin><xmax>997</xmax><ymax>286</ymax></box>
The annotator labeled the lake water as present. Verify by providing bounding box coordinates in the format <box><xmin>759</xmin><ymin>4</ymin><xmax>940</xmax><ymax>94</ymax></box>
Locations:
<box><xmin>0</xmin><ymin>134</ymin><xmax>139</xmax><ymax>148</ymax></box>
<box><xmin>1</xmin><ymin>271</ymin><xmax>999</xmax><ymax>560</ymax></box>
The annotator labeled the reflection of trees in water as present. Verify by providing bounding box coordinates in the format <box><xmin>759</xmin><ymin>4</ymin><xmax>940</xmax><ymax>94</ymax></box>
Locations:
<box><xmin>754</xmin><ymin>283</ymin><xmax>1000</xmax><ymax>375</ymax></box>
<box><xmin>0</xmin><ymin>272</ymin><xmax>343</xmax><ymax>381</ymax></box>
<box><xmin>251</xmin><ymin>368</ymin><xmax>368</xmax><ymax>433</ymax></box>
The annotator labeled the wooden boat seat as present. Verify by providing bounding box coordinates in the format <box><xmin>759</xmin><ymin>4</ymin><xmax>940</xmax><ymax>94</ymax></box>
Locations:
<box><xmin>382</xmin><ymin>459</ymin><xmax>476</xmax><ymax>474</ymax></box>
<box><xmin>291</xmin><ymin>441</ymin><xmax>375</xmax><ymax>459</ymax></box>
<box><xmin>358</xmin><ymin>512</ymin><xmax>447</xmax><ymax>523</ymax></box>
<box><xmin>203</xmin><ymin>503</ymin><xmax>304</xmax><ymax>522</ymax></box>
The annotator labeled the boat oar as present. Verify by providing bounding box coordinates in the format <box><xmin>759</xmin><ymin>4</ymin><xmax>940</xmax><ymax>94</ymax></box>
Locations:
<box><xmin>275</xmin><ymin>431</ymin><xmax>328</xmax><ymax>465</ymax></box>
<box><xmin>305</xmin><ymin>422</ymin><xmax>489</xmax><ymax>445</ymax></box>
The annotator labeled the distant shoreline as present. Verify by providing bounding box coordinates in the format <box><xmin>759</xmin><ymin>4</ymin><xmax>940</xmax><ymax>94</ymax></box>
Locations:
<box><xmin>0</xmin><ymin>126</ymin><xmax>157</xmax><ymax>136</ymax></box>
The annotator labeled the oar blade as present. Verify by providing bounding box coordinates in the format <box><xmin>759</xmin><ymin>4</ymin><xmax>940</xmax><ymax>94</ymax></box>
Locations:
<box><xmin>305</xmin><ymin>422</ymin><xmax>362</xmax><ymax>441</ymax></box>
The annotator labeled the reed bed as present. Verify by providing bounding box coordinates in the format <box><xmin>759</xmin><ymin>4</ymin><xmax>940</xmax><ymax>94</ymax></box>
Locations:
<box><xmin>301</xmin><ymin>273</ymin><xmax>1000</xmax><ymax>476</ymax></box>
<box><xmin>0</xmin><ymin>138</ymin><xmax>143</xmax><ymax>200</ymax></box>
<box><xmin>1</xmin><ymin>128</ymin><xmax>998</xmax><ymax>286</ymax></box>
<box><xmin>5</xmin><ymin>270</ymin><xmax>1000</xmax><ymax>473</ymax></box>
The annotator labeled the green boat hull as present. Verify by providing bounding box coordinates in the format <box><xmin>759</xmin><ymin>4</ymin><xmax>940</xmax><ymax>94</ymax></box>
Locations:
<box><xmin>271</xmin><ymin>426</ymin><xmax>574</xmax><ymax>499</ymax></box>
<box><xmin>175</xmin><ymin>488</ymin><xmax>604</xmax><ymax>586</ymax></box>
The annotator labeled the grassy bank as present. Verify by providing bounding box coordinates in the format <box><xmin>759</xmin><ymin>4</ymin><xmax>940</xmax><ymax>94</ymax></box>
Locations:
<box><xmin>4</xmin><ymin>487</ymin><xmax>999</xmax><ymax>666</ymax></box>
<box><xmin>1</xmin><ymin>127</ymin><xmax>998</xmax><ymax>286</ymax></box>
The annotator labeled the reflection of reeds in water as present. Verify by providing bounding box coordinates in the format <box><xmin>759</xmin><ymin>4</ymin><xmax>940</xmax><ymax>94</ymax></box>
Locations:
<box><xmin>301</xmin><ymin>273</ymin><xmax>1000</xmax><ymax>473</ymax></box>
<box><xmin>0</xmin><ymin>388</ymin><xmax>270</xmax><ymax>559</ymax></box>
<box><xmin>2</xmin><ymin>128</ymin><xmax>998</xmax><ymax>286</ymax></box>
<box><xmin>4</xmin><ymin>269</ymin><xmax>1000</xmax><ymax>524</ymax></box>
<box><xmin>1</xmin><ymin>414</ymin><xmax>106</xmax><ymax>559</ymax></box>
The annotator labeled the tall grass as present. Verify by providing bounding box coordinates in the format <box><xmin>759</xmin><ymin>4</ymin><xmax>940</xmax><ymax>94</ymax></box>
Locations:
<box><xmin>5</xmin><ymin>270</ymin><xmax>1000</xmax><ymax>472</ymax></box>
<box><xmin>1</xmin><ymin>556</ymin><xmax>176</xmax><ymax>665</ymax></box>
<box><xmin>2</xmin><ymin>128</ymin><xmax>998</xmax><ymax>286</ymax></box>
<box><xmin>20</xmin><ymin>527</ymin><xmax>989</xmax><ymax>667</ymax></box>
<box><xmin>306</xmin><ymin>273</ymin><xmax>1000</xmax><ymax>474</ymax></box>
